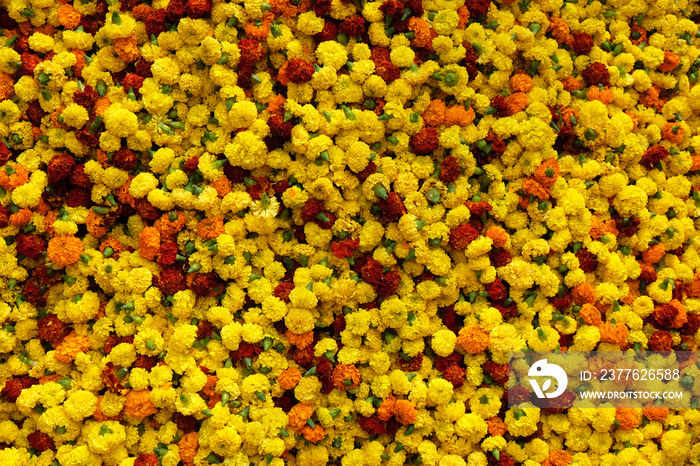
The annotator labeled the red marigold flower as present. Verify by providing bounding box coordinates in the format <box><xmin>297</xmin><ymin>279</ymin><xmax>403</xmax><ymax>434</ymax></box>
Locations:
<box><xmin>23</xmin><ymin>279</ymin><xmax>46</xmax><ymax>308</ymax></box>
<box><xmin>291</xmin><ymin>345</ymin><xmax>315</xmax><ymax>368</ymax></box>
<box><xmin>135</xmin><ymin>454</ymin><xmax>160</xmax><ymax>466</ymax></box>
<box><xmin>27</xmin><ymin>431</ymin><xmax>55</xmax><ymax>452</ymax></box>
<box><xmin>113</xmin><ymin>147</ymin><xmax>138</xmax><ymax>170</ymax></box>
<box><xmin>375</xmin><ymin>270</ymin><xmax>400</xmax><ymax>297</ymax></box>
<box><xmin>173</xmin><ymin>413</ymin><xmax>198</xmax><ymax>434</ymax></box>
<box><xmin>648</xmin><ymin>330</ymin><xmax>673</xmax><ymax>351</ymax></box>
<box><xmin>332</xmin><ymin>314</ymin><xmax>346</xmax><ymax>334</ymax></box>
<box><xmin>145</xmin><ymin>9</ymin><xmax>168</xmax><ymax>36</ymax></box>
<box><xmin>182</xmin><ymin>156</ymin><xmax>199</xmax><ymax>173</ymax></box>
<box><xmin>652</xmin><ymin>304</ymin><xmax>682</xmax><ymax>329</ymax></box>
<box><xmin>133</xmin><ymin>355</ymin><xmax>158</xmax><ymax>370</ymax></box>
<box><xmin>189</xmin><ymin>273</ymin><xmax>222</xmax><ymax>297</ymax></box>
<box><xmin>354</xmin><ymin>161</ymin><xmax>377</xmax><ymax>181</ymax></box>
<box><xmin>186</xmin><ymin>0</ymin><xmax>212</xmax><ymax>18</ymax></box>
<box><xmin>361</xmin><ymin>258</ymin><xmax>385</xmax><ymax>286</ymax></box>
<box><xmin>76</xmin><ymin>127</ymin><xmax>101</xmax><ymax>148</ymax></box>
<box><xmin>340</xmin><ymin>15</ymin><xmax>366</xmax><ymax>36</ymax></box>
<box><xmin>274</xmin><ymin>282</ymin><xmax>295</xmax><ymax>303</ymax></box>
<box><xmin>16</xmin><ymin>233</ymin><xmax>47</xmax><ymax>259</ymax></box>
<box><xmin>65</xmin><ymin>187</ymin><xmax>92</xmax><ymax>208</ymax></box>
<box><xmin>378</xmin><ymin>192</ymin><xmax>405</xmax><ymax>222</ymax></box>
<box><xmin>641</xmin><ymin>145</ymin><xmax>669</xmax><ymax>169</ymax></box>
<box><xmin>489</xmin><ymin>95</ymin><xmax>510</xmax><ymax>117</ymax></box>
<box><xmin>72</xmin><ymin>85</ymin><xmax>99</xmax><ymax>108</ymax></box>
<box><xmin>582</xmin><ymin>62</ymin><xmax>610</xmax><ymax>87</ymax></box>
<box><xmin>540</xmin><ymin>390</ymin><xmax>575</xmax><ymax>413</ymax></box>
<box><xmin>246</xmin><ymin>176</ymin><xmax>271</xmax><ymax>201</ymax></box>
<box><xmin>638</xmin><ymin>262</ymin><xmax>657</xmax><ymax>283</ymax></box>
<box><xmin>1</xmin><ymin>379</ymin><xmax>25</xmax><ymax>402</ymax></box>
<box><xmin>398</xmin><ymin>352</ymin><xmax>422</xmax><ymax>372</ymax></box>
<box><xmin>681</xmin><ymin>313</ymin><xmax>700</xmax><ymax>335</ymax></box>
<box><xmin>575</xmin><ymin>248</ymin><xmax>598</xmax><ymax>272</ymax></box>
<box><xmin>440</xmin><ymin>305</ymin><xmax>463</xmax><ymax>334</ymax></box>
<box><xmin>468</xmin><ymin>201</ymin><xmax>492</xmax><ymax>216</ymax></box>
<box><xmin>165</xmin><ymin>0</ymin><xmax>187</xmax><ymax>20</ymax></box>
<box><xmin>442</xmin><ymin>365</ymin><xmax>466</xmax><ymax>388</ymax></box>
<box><xmin>370</xmin><ymin>47</ymin><xmax>391</xmax><ymax>63</ymax></box>
<box><xmin>157</xmin><ymin>242</ymin><xmax>178</xmax><ymax>265</ymax></box>
<box><xmin>19</xmin><ymin>52</ymin><xmax>41</xmax><ymax>77</ymax></box>
<box><xmin>313</xmin><ymin>0</ymin><xmax>332</xmax><ymax>16</ymax></box>
<box><xmin>551</xmin><ymin>293</ymin><xmax>572</xmax><ymax>311</ymax></box>
<box><xmin>135</xmin><ymin>198</ymin><xmax>160</xmax><ymax>222</ymax></box>
<box><xmin>331</xmin><ymin>239</ymin><xmax>359</xmax><ymax>258</ymax></box>
<box><xmin>571</xmin><ymin>32</ymin><xmax>593</xmax><ymax>55</ymax></box>
<box><xmin>47</xmin><ymin>153</ymin><xmax>76</xmax><ymax>185</ymax></box>
<box><xmin>373</xmin><ymin>59</ymin><xmax>401</xmax><ymax>82</ymax></box>
<box><xmin>465</xmin><ymin>0</ymin><xmax>490</xmax><ymax>16</ymax></box>
<box><xmin>0</xmin><ymin>144</ymin><xmax>10</xmax><ymax>167</ymax></box>
<box><xmin>314</xmin><ymin>19</ymin><xmax>338</xmax><ymax>42</ymax></box>
<box><xmin>508</xmin><ymin>386</ymin><xmax>531</xmax><ymax>405</ymax></box>
<box><xmin>122</xmin><ymin>73</ymin><xmax>144</xmax><ymax>93</ymax></box>
<box><xmin>485</xmin><ymin>278</ymin><xmax>507</xmax><ymax>301</ymax></box>
<box><xmin>300</xmin><ymin>199</ymin><xmax>324</xmax><ymax>223</ymax></box>
<box><xmin>238</xmin><ymin>39</ymin><xmax>265</xmax><ymax>64</ymax></box>
<box><xmin>135</xmin><ymin>58</ymin><xmax>153</xmax><ymax>78</ymax></box>
<box><xmin>449</xmin><ymin>223</ymin><xmax>480</xmax><ymax>249</ymax></box>
<box><xmin>410</xmin><ymin>126</ymin><xmax>439</xmax><ymax>155</ymax></box>
<box><xmin>484</xmin><ymin>361</ymin><xmax>509</xmax><ymax>385</ymax></box>
<box><xmin>156</xmin><ymin>267</ymin><xmax>187</xmax><ymax>295</ymax></box>
<box><xmin>285</xmin><ymin>59</ymin><xmax>315</xmax><ymax>84</ymax></box>
<box><xmin>267</xmin><ymin>113</ymin><xmax>293</xmax><ymax>140</ymax></box>
<box><xmin>439</xmin><ymin>156</ymin><xmax>461</xmax><ymax>183</ymax></box>
<box><xmin>196</xmin><ymin>320</ymin><xmax>214</xmax><ymax>340</ymax></box>
<box><xmin>69</xmin><ymin>164</ymin><xmax>93</xmax><ymax>189</ymax></box>
<box><xmin>359</xmin><ymin>414</ymin><xmax>386</xmax><ymax>435</ymax></box>
<box><xmin>38</xmin><ymin>314</ymin><xmax>70</xmax><ymax>347</ymax></box>
<box><xmin>434</xmin><ymin>353</ymin><xmax>461</xmax><ymax>372</ymax></box>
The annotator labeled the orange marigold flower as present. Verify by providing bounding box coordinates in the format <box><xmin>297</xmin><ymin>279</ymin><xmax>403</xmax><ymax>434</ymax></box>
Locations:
<box><xmin>691</xmin><ymin>155</ymin><xmax>700</xmax><ymax>172</ymax></box>
<box><xmin>658</xmin><ymin>50</ymin><xmax>680</xmax><ymax>72</ymax></box>
<box><xmin>561</xmin><ymin>76</ymin><xmax>580</xmax><ymax>92</ymax></box>
<box><xmin>457</xmin><ymin>6</ymin><xmax>470</xmax><ymax>28</ymax></box>
<box><xmin>639</xmin><ymin>86</ymin><xmax>662</xmax><ymax>109</ymax></box>
<box><xmin>85</xmin><ymin>210</ymin><xmax>111</xmax><ymax>238</ymax></box>
<box><xmin>9</xmin><ymin>208</ymin><xmax>32</xmax><ymax>227</ymax></box>
<box><xmin>510</xmin><ymin>73</ymin><xmax>533</xmax><ymax>93</ymax></box>
<box><xmin>57</xmin><ymin>4</ymin><xmax>81</xmax><ymax>29</ymax></box>
<box><xmin>377</xmin><ymin>395</ymin><xmax>396</xmax><ymax>421</ymax></box>
<box><xmin>39</xmin><ymin>374</ymin><xmax>62</xmax><ymax>384</ymax></box>
<box><xmin>598</xmin><ymin>321</ymin><xmax>628</xmax><ymax>348</ymax></box>
<box><xmin>115</xmin><ymin>35</ymin><xmax>140</xmax><ymax>63</ymax></box>
<box><xmin>579</xmin><ymin>304</ymin><xmax>602</xmax><ymax>326</ymax></box>
<box><xmin>211</xmin><ymin>176</ymin><xmax>232</xmax><ymax>197</ymax></box>
<box><xmin>138</xmin><ymin>227</ymin><xmax>161</xmax><ymax>261</ymax></box>
<box><xmin>0</xmin><ymin>163</ymin><xmax>29</xmax><ymax>190</ymax></box>
<box><xmin>485</xmin><ymin>226</ymin><xmax>508</xmax><ymax>248</ymax></box>
<box><xmin>278</xmin><ymin>367</ymin><xmax>302</xmax><ymax>390</ymax></box>
<box><xmin>533</xmin><ymin>158</ymin><xmax>559</xmax><ymax>189</ymax></box>
<box><xmin>408</xmin><ymin>17</ymin><xmax>434</xmax><ymax>50</ymax></box>
<box><xmin>506</xmin><ymin>92</ymin><xmax>529</xmax><ymax>114</ymax></box>
<box><xmin>542</xmin><ymin>450</ymin><xmax>573</xmax><ymax>466</ymax></box>
<box><xmin>132</xmin><ymin>4</ymin><xmax>154</xmax><ymax>20</ymax></box>
<box><xmin>333</xmin><ymin>364</ymin><xmax>361</xmax><ymax>390</ymax></box>
<box><xmin>615</xmin><ymin>407</ymin><xmax>639</xmax><ymax>430</ymax></box>
<box><xmin>662</xmin><ymin>122</ymin><xmax>685</xmax><ymax>144</ymax></box>
<box><xmin>93</xmin><ymin>395</ymin><xmax>123</xmax><ymax>421</ymax></box>
<box><xmin>642</xmin><ymin>243</ymin><xmax>665</xmax><ymax>264</ymax></box>
<box><xmin>394</xmin><ymin>399</ymin><xmax>417</xmax><ymax>425</ymax></box>
<box><xmin>642</xmin><ymin>403</ymin><xmax>668</xmax><ymax>421</ymax></box>
<box><xmin>124</xmin><ymin>390</ymin><xmax>159</xmax><ymax>419</ymax></box>
<box><xmin>586</xmin><ymin>86</ymin><xmax>614</xmax><ymax>104</ymax></box>
<box><xmin>572</xmin><ymin>282</ymin><xmax>596</xmax><ymax>305</ymax></box>
<box><xmin>54</xmin><ymin>332</ymin><xmax>91</xmax><ymax>363</ymax></box>
<box><xmin>522</xmin><ymin>178</ymin><xmax>550</xmax><ymax>200</ymax></box>
<box><xmin>457</xmin><ymin>324</ymin><xmax>489</xmax><ymax>354</ymax></box>
<box><xmin>267</xmin><ymin>95</ymin><xmax>286</xmax><ymax>115</ymax></box>
<box><xmin>288</xmin><ymin>403</ymin><xmax>313</xmax><ymax>430</ymax></box>
<box><xmin>100</xmin><ymin>238</ymin><xmax>124</xmax><ymax>259</ymax></box>
<box><xmin>589</xmin><ymin>216</ymin><xmax>618</xmax><ymax>240</ymax></box>
<box><xmin>286</xmin><ymin>330</ymin><xmax>314</xmax><ymax>349</ymax></box>
<box><xmin>547</xmin><ymin>17</ymin><xmax>570</xmax><ymax>44</ymax></box>
<box><xmin>93</xmin><ymin>97</ymin><xmax>112</xmax><ymax>117</ymax></box>
<box><xmin>154</xmin><ymin>211</ymin><xmax>187</xmax><ymax>242</ymax></box>
<box><xmin>445</xmin><ymin>105</ymin><xmax>475</xmax><ymax>127</ymax></box>
<box><xmin>197</xmin><ymin>216</ymin><xmax>225</xmax><ymax>240</ymax></box>
<box><xmin>0</xmin><ymin>73</ymin><xmax>14</xmax><ymax>100</ymax></box>
<box><xmin>178</xmin><ymin>432</ymin><xmax>198</xmax><ymax>463</ymax></box>
<box><xmin>421</xmin><ymin>99</ymin><xmax>446</xmax><ymax>126</ymax></box>
<box><xmin>48</xmin><ymin>235</ymin><xmax>83</xmax><ymax>267</ymax></box>
<box><xmin>487</xmin><ymin>417</ymin><xmax>508</xmax><ymax>436</ymax></box>
<box><xmin>244</xmin><ymin>13</ymin><xmax>274</xmax><ymax>40</ymax></box>
<box><xmin>300</xmin><ymin>424</ymin><xmax>325</xmax><ymax>443</ymax></box>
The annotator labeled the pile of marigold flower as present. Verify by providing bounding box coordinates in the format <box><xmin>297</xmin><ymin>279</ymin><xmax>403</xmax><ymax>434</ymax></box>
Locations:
<box><xmin>1</xmin><ymin>0</ymin><xmax>700</xmax><ymax>463</ymax></box>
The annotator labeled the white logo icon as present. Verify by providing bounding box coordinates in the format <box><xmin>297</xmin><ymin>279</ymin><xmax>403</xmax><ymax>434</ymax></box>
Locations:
<box><xmin>528</xmin><ymin>359</ymin><xmax>568</xmax><ymax>398</ymax></box>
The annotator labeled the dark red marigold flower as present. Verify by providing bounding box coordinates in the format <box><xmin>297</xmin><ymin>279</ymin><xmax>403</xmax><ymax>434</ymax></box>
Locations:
<box><xmin>47</xmin><ymin>153</ymin><xmax>76</xmax><ymax>185</ymax></box>
<box><xmin>508</xmin><ymin>385</ymin><xmax>531</xmax><ymax>405</ymax></box>
<box><xmin>69</xmin><ymin>164</ymin><xmax>93</xmax><ymax>189</ymax></box>
<box><xmin>332</xmin><ymin>314</ymin><xmax>346</xmax><ymax>334</ymax></box>
<box><xmin>23</xmin><ymin>279</ymin><xmax>46</xmax><ymax>308</ymax></box>
<box><xmin>638</xmin><ymin>262</ymin><xmax>657</xmax><ymax>283</ymax></box>
<box><xmin>313</xmin><ymin>0</ymin><xmax>332</xmax><ymax>16</ymax></box>
<box><xmin>340</xmin><ymin>15</ymin><xmax>366</xmax><ymax>36</ymax></box>
<box><xmin>331</xmin><ymin>239</ymin><xmax>359</xmax><ymax>259</ymax></box>
<box><xmin>134</xmin><ymin>355</ymin><xmax>158</xmax><ymax>370</ymax></box>
<box><xmin>489</xmin><ymin>95</ymin><xmax>510</xmax><ymax>117</ymax></box>
<box><xmin>72</xmin><ymin>85</ymin><xmax>99</xmax><ymax>108</ymax></box>
<box><xmin>681</xmin><ymin>313</ymin><xmax>700</xmax><ymax>335</ymax></box>
<box><xmin>165</xmin><ymin>0</ymin><xmax>187</xmax><ymax>20</ymax></box>
<box><xmin>375</xmin><ymin>271</ymin><xmax>400</xmax><ymax>297</ymax></box>
<box><xmin>434</xmin><ymin>353</ymin><xmax>461</xmax><ymax>372</ymax></box>
<box><xmin>571</xmin><ymin>33</ymin><xmax>593</xmax><ymax>55</ymax></box>
<box><xmin>76</xmin><ymin>127</ymin><xmax>100</xmax><ymax>148</ymax></box>
<box><xmin>410</xmin><ymin>126</ymin><xmax>439</xmax><ymax>155</ymax></box>
<box><xmin>485</xmin><ymin>278</ymin><xmax>507</xmax><ymax>301</ymax></box>
<box><xmin>1</xmin><ymin>379</ymin><xmax>25</xmax><ymax>402</ymax></box>
<box><xmin>267</xmin><ymin>114</ymin><xmax>294</xmax><ymax>140</ymax></box>
<box><xmin>398</xmin><ymin>352</ymin><xmax>422</xmax><ymax>371</ymax></box>
<box><xmin>291</xmin><ymin>345</ymin><xmax>315</xmax><ymax>368</ymax></box>
<box><xmin>286</xmin><ymin>59</ymin><xmax>315</xmax><ymax>84</ymax></box>
<box><xmin>27</xmin><ymin>431</ymin><xmax>55</xmax><ymax>452</ymax></box>
<box><xmin>196</xmin><ymin>320</ymin><xmax>214</xmax><ymax>340</ymax></box>
<box><xmin>145</xmin><ymin>9</ymin><xmax>168</xmax><ymax>36</ymax></box>
<box><xmin>112</xmin><ymin>147</ymin><xmax>138</xmax><ymax>170</ymax></box>
<box><xmin>157</xmin><ymin>242</ymin><xmax>178</xmax><ymax>266</ymax></box>
<box><xmin>314</xmin><ymin>19</ymin><xmax>338</xmax><ymax>42</ymax></box>
<box><xmin>641</xmin><ymin>145</ymin><xmax>669</xmax><ymax>169</ymax></box>
<box><xmin>465</xmin><ymin>0</ymin><xmax>491</xmax><ymax>16</ymax></box>
<box><xmin>575</xmin><ymin>248</ymin><xmax>598</xmax><ymax>273</ymax></box>
<box><xmin>439</xmin><ymin>156</ymin><xmax>461</xmax><ymax>183</ymax></box>
<box><xmin>189</xmin><ymin>273</ymin><xmax>221</xmax><ymax>297</ymax></box>
<box><xmin>186</xmin><ymin>0</ymin><xmax>212</xmax><ymax>18</ymax></box>
<box><xmin>374</xmin><ymin>60</ymin><xmax>401</xmax><ymax>83</ymax></box>
<box><xmin>19</xmin><ymin>52</ymin><xmax>41</xmax><ymax>77</ymax></box>
<box><xmin>135</xmin><ymin>454</ymin><xmax>160</xmax><ymax>466</ymax></box>
<box><xmin>648</xmin><ymin>330</ymin><xmax>673</xmax><ymax>351</ymax></box>
<box><xmin>468</xmin><ymin>201</ymin><xmax>492</xmax><ymax>216</ymax></box>
<box><xmin>540</xmin><ymin>390</ymin><xmax>576</xmax><ymax>413</ymax></box>
<box><xmin>15</xmin><ymin>233</ymin><xmax>47</xmax><ymax>259</ymax></box>
<box><xmin>379</xmin><ymin>0</ymin><xmax>403</xmax><ymax>17</ymax></box>
<box><xmin>247</xmin><ymin>177</ymin><xmax>271</xmax><ymax>201</ymax></box>
<box><xmin>300</xmin><ymin>199</ymin><xmax>324</xmax><ymax>223</ymax></box>
<box><xmin>355</xmin><ymin>161</ymin><xmax>377</xmax><ymax>181</ymax></box>
<box><xmin>378</xmin><ymin>192</ymin><xmax>406</xmax><ymax>222</ymax></box>
<box><xmin>360</xmin><ymin>258</ymin><xmax>385</xmax><ymax>286</ymax></box>
<box><xmin>156</xmin><ymin>267</ymin><xmax>187</xmax><ymax>295</ymax></box>
<box><xmin>582</xmin><ymin>62</ymin><xmax>610</xmax><ymax>87</ymax></box>
<box><xmin>370</xmin><ymin>47</ymin><xmax>391</xmax><ymax>63</ymax></box>
<box><xmin>122</xmin><ymin>73</ymin><xmax>144</xmax><ymax>93</ymax></box>
<box><xmin>135</xmin><ymin>198</ymin><xmax>160</xmax><ymax>222</ymax></box>
<box><xmin>551</xmin><ymin>293</ymin><xmax>572</xmax><ymax>311</ymax></box>
<box><xmin>359</xmin><ymin>414</ymin><xmax>386</xmax><ymax>435</ymax></box>
<box><xmin>449</xmin><ymin>223</ymin><xmax>480</xmax><ymax>249</ymax></box>
<box><xmin>442</xmin><ymin>365</ymin><xmax>466</xmax><ymax>388</ymax></box>
<box><xmin>484</xmin><ymin>361</ymin><xmax>509</xmax><ymax>385</ymax></box>
<box><xmin>38</xmin><ymin>314</ymin><xmax>70</xmax><ymax>346</ymax></box>
<box><xmin>135</xmin><ymin>58</ymin><xmax>153</xmax><ymax>78</ymax></box>
<box><xmin>652</xmin><ymin>304</ymin><xmax>682</xmax><ymax>329</ymax></box>
<box><xmin>182</xmin><ymin>156</ymin><xmax>199</xmax><ymax>173</ymax></box>
<box><xmin>0</xmin><ymin>142</ymin><xmax>11</xmax><ymax>166</ymax></box>
<box><xmin>274</xmin><ymin>282</ymin><xmax>295</xmax><ymax>303</ymax></box>
<box><xmin>65</xmin><ymin>187</ymin><xmax>92</xmax><ymax>208</ymax></box>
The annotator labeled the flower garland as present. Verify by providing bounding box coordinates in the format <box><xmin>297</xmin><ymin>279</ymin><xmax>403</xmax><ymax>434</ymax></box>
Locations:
<box><xmin>0</xmin><ymin>0</ymin><xmax>699</xmax><ymax>464</ymax></box>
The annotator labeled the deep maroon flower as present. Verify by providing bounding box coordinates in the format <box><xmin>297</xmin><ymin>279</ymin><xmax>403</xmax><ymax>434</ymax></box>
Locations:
<box><xmin>274</xmin><ymin>282</ymin><xmax>295</xmax><ymax>303</ymax></box>
<box><xmin>285</xmin><ymin>59</ymin><xmax>315</xmax><ymax>84</ymax></box>
<box><xmin>189</xmin><ymin>272</ymin><xmax>222</xmax><ymax>297</ymax></box>
<box><xmin>378</xmin><ymin>192</ymin><xmax>406</xmax><ymax>222</ymax></box>
<box><xmin>27</xmin><ymin>431</ymin><xmax>55</xmax><ymax>452</ymax></box>
<box><xmin>375</xmin><ymin>271</ymin><xmax>400</xmax><ymax>297</ymax></box>
<box><xmin>331</xmin><ymin>239</ymin><xmax>359</xmax><ymax>259</ymax></box>
<box><xmin>186</xmin><ymin>0</ymin><xmax>212</xmax><ymax>18</ymax></box>
<box><xmin>442</xmin><ymin>365</ymin><xmax>466</xmax><ymax>388</ymax></box>
<box><xmin>373</xmin><ymin>60</ymin><xmax>401</xmax><ymax>83</ymax></box>
<box><xmin>575</xmin><ymin>248</ymin><xmax>598</xmax><ymax>272</ymax></box>
<box><xmin>465</xmin><ymin>0</ymin><xmax>491</xmax><ymax>17</ymax></box>
<box><xmin>314</xmin><ymin>19</ymin><xmax>338</xmax><ymax>42</ymax></box>
<box><xmin>157</xmin><ymin>243</ymin><xmax>178</xmax><ymax>266</ymax></box>
<box><xmin>47</xmin><ymin>153</ymin><xmax>76</xmax><ymax>185</ymax></box>
<box><xmin>449</xmin><ymin>223</ymin><xmax>480</xmax><ymax>250</ymax></box>
<box><xmin>268</xmin><ymin>114</ymin><xmax>293</xmax><ymax>139</ymax></box>
<box><xmin>145</xmin><ymin>9</ymin><xmax>168</xmax><ymax>36</ymax></box>
<box><xmin>339</xmin><ymin>15</ymin><xmax>366</xmax><ymax>36</ymax></box>
<box><xmin>15</xmin><ymin>233</ymin><xmax>46</xmax><ymax>259</ymax></box>
<box><xmin>571</xmin><ymin>33</ymin><xmax>594</xmax><ymax>55</ymax></box>
<box><xmin>439</xmin><ymin>156</ymin><xmax>461</xmax><ymax>183</ymax></box>
<box><xmin>354</xmin><ymin>161</ymin><xmax>377</xmax><ymax>181</ymax></box>
<box><xmin>135</xmin><ymin>198</ymin><xmax>160</xmax><ymax>222</ymax></box>
<box><xmin>69</xmin><ymin>164</ymin><xmax>93</xmax><ymax>189</ymax></box>
<box><xmin>72</xmin><ymin>85</ymin><xmax>99</xmax><ymax>108</ymax></box>
<box><xmin>112</xmin><ymin>147</ymin><xmax>138</xmax><ymax>170</ymax></box>
<box><xmin>485</xmin><ymin>278</ymin><xmax>508</xmax><ymax>301</ymax></box>
<box><xmin>484</xmin><ymin>361</ymin><xmax>509</xmax><ymax>385</ymax></box>
<box><xmin>582</xmin><ymin>62</ymin><xmax>610</xmax><ymax>87</ymax></box>
<box><xmin>641</xmin><ymin>145</ymin><xmax>669</xmax><ymax>169</ymax></box>
<box><xmin>134</xmin><ymin>355</ymin><xmax>158</xmax><ymax>370</ymax></box>
<box><xmin>156</xmin><ymin>267</ymin><xmax>187</xmax><ymax>295</ymax></box>
<box><xmin>38</xmin><ymin>314</ymin><xmax>70</xmax><ymax>346</ymax></box>
<box><xmin>65</xmin><ymin>187</ymin><xmax>92</xmax><ymax>208</ymax></box>
<box><xmin>359</xmin><ymin>414</ymin><xmax>386</xmax><ymax>435</ymax></box>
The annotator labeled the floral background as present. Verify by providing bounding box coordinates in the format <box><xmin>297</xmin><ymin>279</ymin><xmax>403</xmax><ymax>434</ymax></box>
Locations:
<box><xmin>0</xmin><ymin>0</ymin><xmax>699</xmax><ymax>464</ymax></box>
